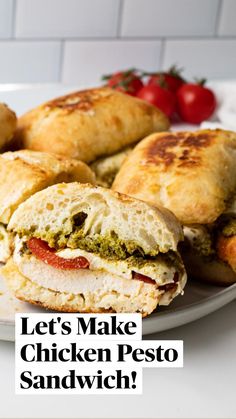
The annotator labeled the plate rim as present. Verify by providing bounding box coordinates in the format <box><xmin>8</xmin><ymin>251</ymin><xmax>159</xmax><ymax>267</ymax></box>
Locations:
<box><xmin>147</xmin><ymin>282</ymin><xmax>236</xmax><ymax>318</ymax></box>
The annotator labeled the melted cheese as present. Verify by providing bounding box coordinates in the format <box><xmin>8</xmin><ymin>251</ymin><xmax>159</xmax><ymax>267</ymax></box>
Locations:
<box><xmin>55</xmin><ymin>247</ymin><xmax>176</xmax><ymax>285</ymax></box>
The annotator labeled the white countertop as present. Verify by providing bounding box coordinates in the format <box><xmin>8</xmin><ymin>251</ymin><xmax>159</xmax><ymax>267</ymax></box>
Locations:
<box><xmin>0</xmin><ymin>300</ymin><xmax>235</xmax><ymax>419</ymax></box>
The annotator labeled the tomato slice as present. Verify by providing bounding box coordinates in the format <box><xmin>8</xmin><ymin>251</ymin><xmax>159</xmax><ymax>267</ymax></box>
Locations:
<box><xmin>132</xmin><ymin>271</ymin><xmax>179</xmax><ymax>289</ymax></box>
<box><xmin>27</xmin><ymin>238</ymin><xmax>90</xmax><ymax>270</ymax></box>
<box><xmin>159</xmin><ymin>272</ymin><xmax>179</xmax><ymax>291</ymax></box>
<box><xmin>132</xmin><ymin>271</ymin><xmax>156</xmax><ymax>285</ymax></box>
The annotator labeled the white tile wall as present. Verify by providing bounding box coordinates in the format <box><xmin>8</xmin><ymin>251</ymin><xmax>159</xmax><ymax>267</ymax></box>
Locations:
<box><xmin>121</xmin><ymin>0</ymin><xmax>220</xmax><ymax>37</ymax></box>
<box><xmin>0</xmin><ymin>0</ymin><xmax>14</xmax><ymax>38</ymax></box>
<box><xmin>62</xmin><ymin>40</ymin><xmax>162</xmax><ymax>85</ymax></box>
<box><xmin>163</xmin><ymin>39</ymin><xmax>236</xmax><ymax>80</ymax></box>
<box><xmin>0</xmin><ymin>42</ymin><xmax>60</xmax><ymax>82</ymax></box>
<box><xmin>15</xmin><ymin>0</ymin><xmax>120</xmax><ymax>38</ymax></box>
<box><xmin>0</xmin><ymin>0</ymin><xmax>235</xmax><ymax>83</ymax></box>
<box><xmin>218</xmin><ymin>0</ymin><xmax>236</xmax><ymax>36</ymax></box>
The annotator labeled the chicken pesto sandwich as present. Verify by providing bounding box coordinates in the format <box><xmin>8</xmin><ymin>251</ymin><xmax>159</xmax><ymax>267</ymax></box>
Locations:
<box><xmin>113</xmin><ymin>129</ymin><xmax>236</xmax><ymax>285</ymax></box>
<box><xmin>2</xmin><ymin>183</ymin><xmax>187</xmax><ymax>316</ymax></box>
<box><xmin>0</xmin><ymin>150</ymin><xmax>95</xmax><ymax>263</ymax></box>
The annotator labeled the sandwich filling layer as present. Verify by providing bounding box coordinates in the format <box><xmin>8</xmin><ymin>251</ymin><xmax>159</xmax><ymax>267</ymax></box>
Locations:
<box><xmin>13</xmin><ymin>235</ymin><xmax>185</xmax><ymax>305</ymax></box>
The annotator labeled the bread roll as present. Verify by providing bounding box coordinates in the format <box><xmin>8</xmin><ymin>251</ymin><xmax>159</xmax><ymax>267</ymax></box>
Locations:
<box><xmin>113</xmin><ymin>129</ymin><xmax>236</xmax><ymax>225</ymax></box>
<box><xmin>15</xmin><ymin>87</ymin><xmax>169</xmax><ymax>162</ymax></box>
<box><xmin>0</xmin><ymin>150</ymin><xmax>95</xmax><ymax>263</ymax></box>
<box><xmin>0</xmin><ymin>150</ymin><xmax>95</xmax><ymax>225</ymax></box>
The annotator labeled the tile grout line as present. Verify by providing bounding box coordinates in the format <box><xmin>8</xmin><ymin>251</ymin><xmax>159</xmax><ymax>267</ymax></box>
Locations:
<box><xmin>11</xmin><ymin>0</ymin><xmax>17</xmax><ymax>38</ymax></box>
<box><xmin>2</xmin><ymin>35</ymin><xmax>236</xmax><ymax>43</ymax></box>
<box><xmin>159</xmin><ymin>38</ymin><xmax>165</xmax><ymax>70</ymax></box>
<box><xmin>214</xmin><ymin>0</ymin><xmax>223</xmax><ymax>36</ymax></box>
<box><xmin>116</xmin><ymin>0</ymin><xmax>124</xmax><ymax>37</ymax></box>
<box><xmin>58</xmin><ymin>40</ymin><xmax>65</xmax><ymax>82</ymax></box>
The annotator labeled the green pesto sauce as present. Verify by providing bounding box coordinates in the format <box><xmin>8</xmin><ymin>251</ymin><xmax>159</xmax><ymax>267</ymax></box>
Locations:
<box><xmin>126</xmin><ymin>251</ymin><xmax>182</xmax><ymax>271</ymax></box>
<box><xmin>190</xmin><ymin>216</ymin><xmax>236</xmax><ymax>260</ymax></box>
<box><xmin>36</xmin><ymin>231</ymin><xmax>158</xmax><ymax>259</ymax></box>
<box><xmin>68</xmin><ymin>229</ymin><xmax>161</xmax><ymax>259</ymax></box>
<box><xmin>222</xmin><ymin>219</ymin><xmax>236</xmax><ymax>237</ymax></box>
<box><xmin>192</xmin><ymin>231</ymin><xmax>215</xmax><ymax>258</ymax></box>
<box><xmin>17</xmin><ymin>212</ymin><xmax>160</xmax><ymax>260</ymax></box>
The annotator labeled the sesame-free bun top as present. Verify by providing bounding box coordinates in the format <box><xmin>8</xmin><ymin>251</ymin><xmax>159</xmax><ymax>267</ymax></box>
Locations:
<box><xmin>0</xmin><ymin>103</ymin><xmax>17</xmax><ymax>150</ymax></box>
<box><xmin>15</xmin><ymin>87</ymin><xmax>169</xmax><ymax>163</ymax></box>
<box><xmin>0</xmin><ymin>150</ymin><xmax>95</xmax><ymax>224</ymax></box>
<box><xmin>8</xmin><ymin>182</ymin><xmax>183</xmax><ymax>256</ymax></box>
<box><xmin>113</xmin><ymin>129</ymin><xmax>236</xmax><ymax>225</ymax></box>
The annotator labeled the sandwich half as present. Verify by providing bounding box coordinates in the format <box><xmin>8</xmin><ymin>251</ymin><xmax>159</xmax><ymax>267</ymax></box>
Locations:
<box><xmin>2</xmin><ymin>183</ymin><xmax>187</xmax><ymax>316</ymax></box>
<box><xmin>14</xmin><ymin>87</ymin><xmax>169</xmax><ymax>166</ymax></box>
<box><xmin>113</xmin><ymin>129</ymin><xmax>236</xmax><ymax>285</ymax></box>
<box><xmin>0</xmin><ymin>150</ymin><xmax>95</xmax><ymax>263</ymax></box>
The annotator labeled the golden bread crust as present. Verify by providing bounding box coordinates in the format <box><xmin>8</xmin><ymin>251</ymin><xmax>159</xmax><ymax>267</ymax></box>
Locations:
<box><xmin>113</xmin><ymin>129</ymin><xmax>236</xmax><ymax>224</ymax></box>
<box><xmin>15</xmin><ymin>87</ymin><xmax>169</xmax><ymax>162</ymax></box>
<box><xmin>0</xmin><ymin>150</ymin><xmax>95</xmax><ymax>224</ymax></box>
<box><xmin>0</xmin><ymin>103</ymin><xmax>17</xmax><ymax>150</ymax></box>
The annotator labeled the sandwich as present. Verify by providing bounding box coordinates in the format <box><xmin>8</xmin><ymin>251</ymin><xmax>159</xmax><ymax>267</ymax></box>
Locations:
<box><xmin>14</xmin><ymin>87</ymin><xmax>169</xmax><ymax>183</ymax></box>
<box><xmin>0</xmin><ymin>150</ymin><xmax>95</xmax><ymax>263</ymax></box>
<box><xmin>112</xmin><ymin>129</ymin><xmax>236</xmax><ymax>285</ymax></box>
<box><xmin>0</xmin><ymin>103</ymin><xmax>17</xmax><ymax>150</ymax></box>
<box><xmin>2</xmin><ymin>183</ymin><xmax>187</xmax><ymax>316</ymax></box>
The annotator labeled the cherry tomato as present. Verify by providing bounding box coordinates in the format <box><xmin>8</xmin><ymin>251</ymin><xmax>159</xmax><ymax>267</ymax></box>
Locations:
<box><xmin>137</xmin><ymin>84</ymin><xmax>176</xmax><ymax>117</ymax></box>
<box><xmin>27</xmin><ymin>238</ymin><xmax>89</xmax><ymax>270</ymax></box>
<box><xmin>177</xmin><ymin>83</ymin><xmax>216</xmax><ymax>124</ymax></box>
<box><xmin>103</xmin><ymin>70</ymin><xmax>144</xmax><ymax>96</ymax></box>
<box><xmin>148</xmin><ymin>73</ymin><xmax>184</xmax><ymax>93</ymax></box>
<box><xmin>147</xmin><ymin>66</ymin><xmax>185</xmax><ymax>93</ymax></box>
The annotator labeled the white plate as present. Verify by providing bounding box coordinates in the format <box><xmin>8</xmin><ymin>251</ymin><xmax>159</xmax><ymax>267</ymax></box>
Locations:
<box><xmin>0</xmin><ymin>83</ymin><xmax>235</xmax><ymax>341</ymax></box>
